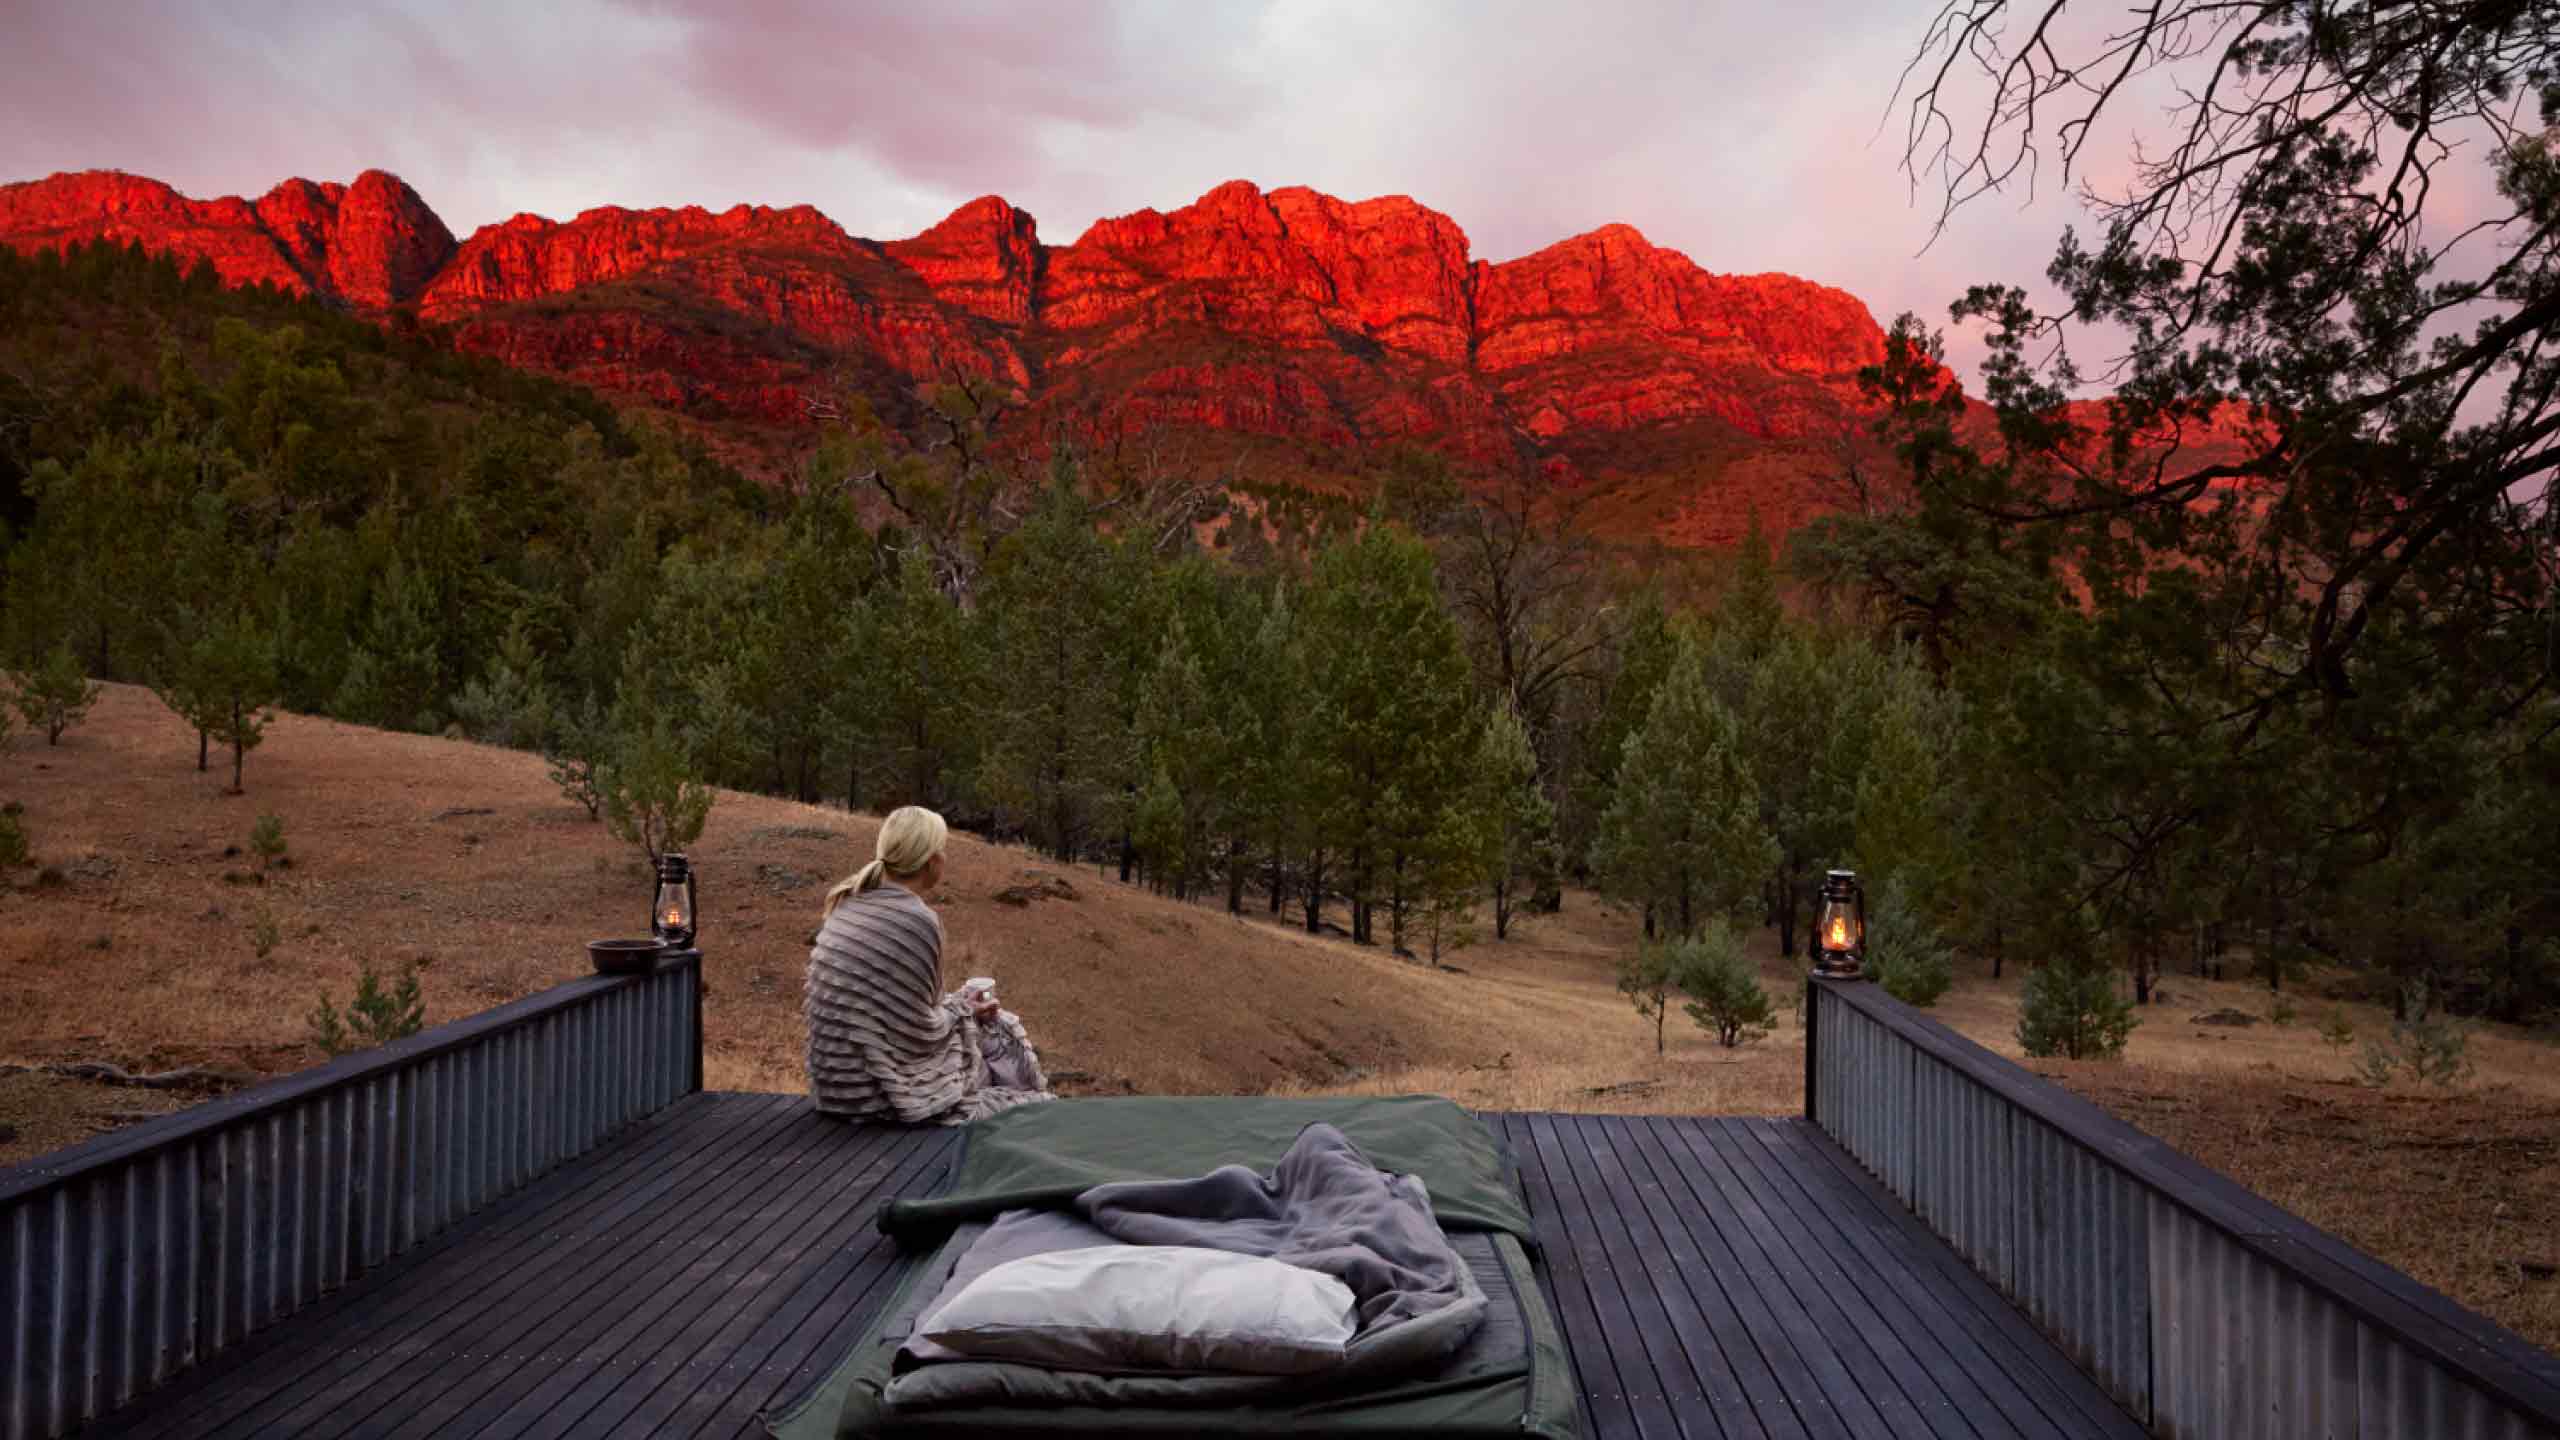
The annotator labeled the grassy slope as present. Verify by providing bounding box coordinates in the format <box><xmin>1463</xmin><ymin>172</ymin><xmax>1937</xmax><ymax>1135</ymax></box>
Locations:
<box><xmin>2</xmin><ymin>682</ymin><xmax>2555</xmax><ymax>1350</ymax></box>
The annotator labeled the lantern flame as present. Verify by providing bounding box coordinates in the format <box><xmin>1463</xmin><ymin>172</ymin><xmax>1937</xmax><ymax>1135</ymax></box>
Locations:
<box><xmin>663</xmin><ymin>907</ymin><xmax>684</xmax><ymax>928</ymax></box>
<box><xmin>1823</xmin><ymin>914</ymin><xmax>1851</xmax><ymax>950</ymax></box>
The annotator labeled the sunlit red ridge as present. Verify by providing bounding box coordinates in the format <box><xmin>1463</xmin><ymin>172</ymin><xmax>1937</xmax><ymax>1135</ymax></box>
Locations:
<box><xmin>1</xmin><ymin>167</ymin><xmax>1924</xmax><ymax>544</ymax></box>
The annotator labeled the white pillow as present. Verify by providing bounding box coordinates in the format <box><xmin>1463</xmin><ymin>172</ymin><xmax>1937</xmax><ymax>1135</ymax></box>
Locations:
<box><xmin>918</xmin><ymin>1244</ymin><xmax>1357</xmax><ymax>1376</ymax></box>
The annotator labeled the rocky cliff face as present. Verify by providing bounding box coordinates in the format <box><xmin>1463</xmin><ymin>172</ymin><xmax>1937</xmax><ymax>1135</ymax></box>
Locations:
<box><xmin>0</xmin><ymin>168</ymin><xmax>1906</xmax><ymax>542</ymax></box>
<box><xmin>0</xmin><ymin>168</ymin><xmax>455</xmax><ymax>305</ymax></box>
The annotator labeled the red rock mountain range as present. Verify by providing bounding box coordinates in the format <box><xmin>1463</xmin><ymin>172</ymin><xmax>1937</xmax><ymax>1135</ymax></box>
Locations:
<box><xmin>3</xmin><ymin>166</ymin><xmax>1921</xmax><ymax>543</ymax></box>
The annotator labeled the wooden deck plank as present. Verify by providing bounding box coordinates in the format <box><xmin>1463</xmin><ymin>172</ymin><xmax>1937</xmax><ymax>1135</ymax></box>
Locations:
<box><xmin>79</xmin><ymin>1103</ymin><xmax>2146</xmax><ymax>1440</ymax></box>
<box><xmin>1592</xmin><ymin>1114</ymin><xmax>1878</xmax><ymax>1440</ymax></box>
<box><xmin>1488</xmin><ymin>1118</ymin><xmax>1605</xmax><ymax>1440</ymax></box>
<box><xmin>1672</xmin><ymin>1117</ymin><xmax>2017</xmax><ymax>1440</ymax></box>
<box><xmin>1747</xmin><ymin>1118</ymin><xmax>2147</xmax><ymax>1440</ymax></box>
<box><xmin>88</xmin><ymin>1091</ymin><xmax>758</xmax><ymax>1440</ymax></box>
<box><xmin>670</xmin><ymin>1223</ymin><xmax>917</xmax><ymax>1440</ymax></box>
<box><xmin>1553</xmin><ymin>1112</ymin><xmax>1757</xmax><ymax>1440</ymax></box>
<box><xmin>1498</xmin><ymin>1114</ymin><xmax>1649</xmax><ymax>1440</ymax></box>
<box><xmin>1563</xmin><ymin>1114</ymin><xmax>1819</xmax><ymax>1440</ymax></box>
<box><xmin>1526</xmin><ymin>1111</ymin><xmax>1708</xmax><ymax>1440</ymax></box>
<box><xmin>1643</xmin><ymin>1114</ymin><xmax>1954</xmax><ymax>1439</ymax></box>
<box><xmin>653</xmin><ymin>1133</ymin><xmax>962</xmax><ymax>1440</ymax></box>
<box><xmin>506</xmin><ymin>1125</ymin><xmax>950</xmax><ymax>1440</ymax></box>
<box><xmin>1718</xmin><ymin>1118</ymin><xmax>2101</xmax><ymax>1440</ymax></box>
<box><xmin>286</xmin><ymin>1095</ymin><xmax>834</xmax><ymax>1440</ymax></box>
<box><xmin>191</xmin><ymin>1093</ymin><xmax>812</xmax><ymax>1440</ymax></box>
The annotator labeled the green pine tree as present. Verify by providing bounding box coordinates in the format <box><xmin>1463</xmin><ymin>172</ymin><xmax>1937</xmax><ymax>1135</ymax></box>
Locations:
<box><xmin>1298</xmin><ymin>519</ymin><xmax>1478</xmax><ymax>947</ymax></box>
<box><xmin>1864</xmin><ymin>875</ymin><xmax>1956</xmax><ymax>1007</ymax></box>
<box><xmin>2016</xmin><ymin>914</ymin><xmax>2139</xmax><ymax>1059</ymax></box>
<box><xmin>863</xmin><ymin>547</ymin><xmax>982</xmax><ymax>810</ymax></box>
<box><xmin>334</xmin><ymin>556</ymin><xmax>444</xmax><ymax>732</ymax></box>
<box><xmin>1674</xmin><ymin>919</ymin><xmax>1775</xmax><ymax>1047</ymax></box>
<box><xmin>977</xmin><ymin>480</ymin><xmax>1126</xmax><ymax>861</ymax></box>
<box><xmin>1477</xmin><ymin>700</ymin><xmax>1554</xmax><ymax>940</ymax></box>
<box><xmin>10</xmin><ymin>643</ymin><xmax>102</xmax><ymax>745</ymax></box>
<box><xmin>1574</xmin><ymin>589</ymin><xmax>1678</xmax><ymax>867</ymax></box>
<box><xmin>600</xmin><ymin>713</ymin><xmax>715</xmax><ymax>865</ymax></box>
<box><xmin>1591</xmin><ymin>638</ymin><xmax>1777</xmax><ymax>938</ymax></box>
<box><xmin>190</xmin><ymin>606</ymin><xmax>283</xmax><ymax>795</ymax></box>
<box><xmin>450</xmin><ymin>611</ymin><xmax>556</xmax><ymax>751</ymax></box>
<box><xmin>1134</xmin><ymin>613</ymin><xmax>1226</xmax><ymax>899</ymax></box>
<box><xmin>1617</xmin><ymin>939</ymin><xmax>1678</xmax><ymax>1055</ymax></box>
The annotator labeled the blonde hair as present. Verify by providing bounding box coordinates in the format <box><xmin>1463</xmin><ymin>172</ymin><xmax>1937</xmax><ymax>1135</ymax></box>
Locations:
<box><xmin>823</xmin><ymin>805</ymin><xmax>949</xmax><ymax>915</ymax></box>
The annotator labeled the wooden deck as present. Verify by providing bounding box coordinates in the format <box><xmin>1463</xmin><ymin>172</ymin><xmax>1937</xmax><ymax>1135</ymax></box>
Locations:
<box><xmin>79</xmin><ymin>1094</ymin><xmax>2143</xmax><ymax>1440</ymax></box>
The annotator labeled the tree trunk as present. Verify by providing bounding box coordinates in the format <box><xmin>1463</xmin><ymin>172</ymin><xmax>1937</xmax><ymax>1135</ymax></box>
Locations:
<box><xmin>1349</xmin><ymin>845</ymin><xmax>1370</xmax><ymax>945</ymax></box>
<box><xmin>1118</xmin><ymin>822</ymin><xmax>1134</xmax><ymax>884</ymax></box>
<box><xmin>2506</xmin><ymin>925</ymin><xmax>2528</xmax><ymax>1024</ymax></box>
<box><xmin>1642</xmin><ymin>904</ymin><xmax>1656</xmax><ymax>941</ymax></box>
<box><xmin>1991</xmin><ymin>922</ymin><xmax>2004</xmax><ymax>981</ymax></box>
<box><xmin>1388</xmin><ymin>853</ymin><xmax>1408</xmax><ymax>954</ymax></box>
<box><xmin>1302</xmin><ymin>850</ymin><xmax>1326</xmax><ymax>934</ymax></box>
<box><xmin>1774</xmin><ymin>870</ymin><xmax>1798</xmax><ymax>957</ymax></box>
<box><xmin>1493</xmin><ymin>872</ymin><xmax>1513</xmax><ymax>940</ymax></box>
<box><xmin>198</xmin><ymin>728</ymin><xmax>209</xmax><ymax>772</ymax></box>
<box><xmin>229</xmin><ymin>699</ymin><xmax>245</xmax><ymax>793</ymax></box>
<box><xmin>1654</xmin><ymin>998</ymin><xmax>1666</xmax><ymax>1055</ymax></box>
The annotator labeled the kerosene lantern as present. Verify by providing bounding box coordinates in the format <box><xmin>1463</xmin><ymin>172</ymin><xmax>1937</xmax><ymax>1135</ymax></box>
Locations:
<box><xmin>652</xmin><ymin>853</ymin><xmax>698</xmax><ymax>949</ymax></box>
<box><xmin>1809</xmin><ymin>868</ymin><xmax>1866</xmax><ymax>978</ymax></box>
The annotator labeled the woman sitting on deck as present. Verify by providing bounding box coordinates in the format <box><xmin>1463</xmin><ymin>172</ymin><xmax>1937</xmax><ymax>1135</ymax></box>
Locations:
<box><xmin>806</xmin><ymin>805</ymin><xmax>1054</xmax><ymax>1125</ymax></box>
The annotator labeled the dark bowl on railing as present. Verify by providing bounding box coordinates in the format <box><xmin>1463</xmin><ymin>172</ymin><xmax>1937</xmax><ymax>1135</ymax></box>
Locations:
<box><xmin>588</xmin><ymin>938</ymin><xmax>667</xmax><ymax>975</ymax></box>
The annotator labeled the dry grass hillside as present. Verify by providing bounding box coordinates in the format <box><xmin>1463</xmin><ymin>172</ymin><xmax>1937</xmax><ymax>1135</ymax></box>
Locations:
<box><xmin>3</xmin><ymin>683</ymin><xmax>2555</xmax><ymax>1351</ymax></box>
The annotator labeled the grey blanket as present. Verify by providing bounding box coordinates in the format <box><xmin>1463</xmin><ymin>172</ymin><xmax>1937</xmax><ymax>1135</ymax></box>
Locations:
<box><xmin>1076</xmin><ymin>1122</ymin><xmax>1482</xmax><ymax>1351</ymax></box>
<box><xmin>883</xmin><ymin>1123</ymin><xmax>1487</xmax><ymax>1411</ymax></box>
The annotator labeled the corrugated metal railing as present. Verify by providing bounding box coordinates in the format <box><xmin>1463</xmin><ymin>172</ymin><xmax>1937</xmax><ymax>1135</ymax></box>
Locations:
<box><xmin>1808</xmin><ymin>976</ymin><xmax>2560</xmax><ymax>1439</ymax></box>
<box><xmin>0</xmin><ymin>949</ymin><xmax>703</xmax><ymax>1440</ymax></box>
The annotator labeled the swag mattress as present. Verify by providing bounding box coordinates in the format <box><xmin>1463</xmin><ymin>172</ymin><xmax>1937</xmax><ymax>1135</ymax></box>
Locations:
<box><xmin>761</xmin><ymin>1095</ymin><xmax>1579</xmax><ymax>1440</ymax></box>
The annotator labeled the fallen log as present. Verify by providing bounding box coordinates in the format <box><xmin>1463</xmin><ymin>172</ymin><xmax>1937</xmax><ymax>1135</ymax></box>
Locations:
<box><xmin>18</xmin><ymin>1061</ymin><xmax>250</xmax><ymax>1092</ymax></box>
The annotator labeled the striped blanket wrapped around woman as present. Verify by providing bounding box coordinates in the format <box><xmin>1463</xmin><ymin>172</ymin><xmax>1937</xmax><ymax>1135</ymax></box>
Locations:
<box><xmin>805</xmin><ymin>881</ymin><xmax>1054</xmax><ymax>1125</ymax></box>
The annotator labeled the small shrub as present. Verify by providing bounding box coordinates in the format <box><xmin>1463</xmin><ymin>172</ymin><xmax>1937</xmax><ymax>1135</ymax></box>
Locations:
<box><xmin>450</xmin><ymin>619</ymin><xmax>556</xmax><ymax>751</ymax></box>
<box><xmin>2268</xmin><ymin>996</ymin><xmax>2299</xmax><ymax>1027</ymax></box>
<box><xmin>2352</xmin><ymin>984</ymin><xmax>2478</xmax><ymax>1088</ymax></box>
<box><xmin>249</xmin><ymin>813</ymin><xmax>288</xmax><ymax>871</ymax></box>
<box><xmin>1616</xmin><ymin>940</ymin><xmax>1676</xmax><ymax>1054</ymax></box>
<box><xmin>2401</xmin><ymin>1015</ymin><xmax>2475</xmax><ymax>1087</ymax></box>
<box><xmin>1674</xmin><ymin>919</ymin><xmax>1775</xmax><ymax>1048</ymax></box>
<box><xmin>0</xmin><ymin>809</ymin><xmax>27</xmax><ymax>869</ymax></box>
<box><xmin>601</xmin><ymin>719</ymin><xmax>714</xmax><ymax>864</ymax></box>
<box><xmin>543</xmin><ymin>693</ymin><xmax>611</xmax><ymax>821</ymax></box>
<box><xmin>250</xmin><ymin>909</ymin><xmax>281</xmax><ymax>959</ymax></box>
<box><xmin>2017</xmin><ymin>954</ymin><xmax>2139</xmax><ymax>1060</ymax></box>
<box><xmin>1864</xmin><ymin>876</ymin><xmax>1953</xmax><ymax>1008</ymax></box>
<box><xmin>308</xmin><ymin>960</ymin><xmax>426</xmax><ymax>1057</ymax></box>
<box><xmin>2356</xmin><ymin>1040</ymin><xmax>2401</xmax><ymax>1088</ymax></box>
<box><xmin>2318</xmin><ymin>1007</ymin><xmax>2356</xmax><ymax>1051</ymax></box>
<box><xmin>9</xmin><ymin>644</ymin><xmax>102</xmax><ymax>745</ymax></box>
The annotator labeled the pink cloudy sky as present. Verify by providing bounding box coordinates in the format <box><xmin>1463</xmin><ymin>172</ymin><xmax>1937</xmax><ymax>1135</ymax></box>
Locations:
<box><xmin>0</xmin><ymin>0</ymin><xmax>2452</xmax><ymax>387</ymax></box>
